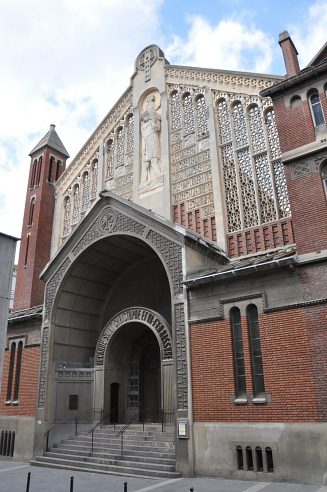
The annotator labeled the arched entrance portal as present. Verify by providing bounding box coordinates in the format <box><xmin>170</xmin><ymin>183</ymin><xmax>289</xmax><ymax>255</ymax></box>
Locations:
<box><xmin>95</xmin><ymin>307</ymin><xmax>174</xmax><ymax>425</ymax></box>
<box><xmin>105</xmin><ymin>323</ymin><xmax>162</xmax><ymax>423</ymax></box>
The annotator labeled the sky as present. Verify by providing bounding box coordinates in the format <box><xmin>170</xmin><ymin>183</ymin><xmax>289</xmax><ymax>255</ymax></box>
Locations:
<box><xmin>0</xmin><ymin>0</ymin><xmax>327</xmax><ymax>253</ymax></box>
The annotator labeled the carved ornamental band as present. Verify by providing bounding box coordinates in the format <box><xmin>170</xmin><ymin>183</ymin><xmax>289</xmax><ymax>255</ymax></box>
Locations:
<box><xmin>95</xmin><ymin>307</ymin><xmax>173</xmax><ymax>366</ymax></box>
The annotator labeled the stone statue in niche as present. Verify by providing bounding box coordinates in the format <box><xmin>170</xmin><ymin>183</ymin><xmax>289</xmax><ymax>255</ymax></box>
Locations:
<box><xmin>140</xmin><ymin>92</ymin><xmax>163</xmax><ymax>191</ymax></box>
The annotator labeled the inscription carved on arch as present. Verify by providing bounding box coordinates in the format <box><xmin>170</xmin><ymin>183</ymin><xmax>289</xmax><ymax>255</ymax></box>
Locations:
<box><xmin>95</xmin><ymin>307</ymin><xmax>173</xmax><ymax>366</ymax></box>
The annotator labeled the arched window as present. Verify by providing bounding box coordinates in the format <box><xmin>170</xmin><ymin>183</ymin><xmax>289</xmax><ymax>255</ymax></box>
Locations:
<box><xmin>265</xmin><ymin>447</ymin><xmax>274</xmax><ymax>472</ymax></box>
<box><xmin>63</xmin><ymin>196</ymin><xmax>71</xmax><ymax>237</ymax></box>
<box><xmin>216</xmin><ymin>98</ymin><xmax>232</xmax><ymax>144</ymax></box>
<box><xmin>82</xmin><ymin>172</ymin><xmax>89</xmax><ymax>212</ymax></box>
<box><xmin>13</xmin><ymin>341</ymin><xmax>23</xmax><ymax>403</ymax></box>
<box><xmin>126</xmin><ymin>114</ymin><xmax>134</xmax><ymax>154</ymax></box>
<box><xmin>321</xmin><ymin>162</ymin><xmax>327</xmax><ymax>198</ymax></box>
<box><xmin>24</xmin><ymin>234</ymin><xmax>30</xmax><ymax>267</ymax></box>
<box><xmin>71</xmin><ymin>184</ymin><xmax>80</xmax><ymax>225</ymax></box>
<box><xmin>48</xmin><ymin>156</ymin><xmax>55</xmax><ymax>182</ymax></box>
<box><xmin>170</xmin><ymin>90</ymin><xmax>182</xmax><ymax>131</ymax></box>
<box><xmin>255</xmin><ymin>446</ymin><xmax>263</xmax><ymax>472</ymax></box>
<box><xmin>6</xmin><ymin>342</ymin><xmax>16</xmax><ymax>402</ymax></box>
<box><xmin>55</xmin><ymin>160</ymin><xmax>62</xmax><ymax>181</ymax></box>
<box><xmin>246</xmin><ymin>446</ymin><xmax>253</xmax><ymax>471</ymax></box>
<box><xmin>232</xmin><ymin>101</ymin><xmax>248</xmax><ymax>148</ymax></box>
<box><xmin>182</xmin><ymin>92</ymin><xmax>195</xmax><ymax>135</ymax></box>
<box><xmin>290</xmin><ymin>95</ymin><xmax>301</xmax><ymax>108</ymax></box>
<box><xmin>91</xmin><ymin>160</ymin><xmax>98</xmax><ymax>199</ymax></box>
<box><xmin>28</xmin><ymin>198</ymin><xmax>35</xmax><ymax>226</ymax></box>
<box><xmin>30</xmin><ymin>160</ymin><xmax>37</xmax><ymax>188</ymax></box>
<box><xmin>35</xmin><ymin>157</ymin><xmax>42</xmax><ymax>186</ymax></box>
<box><xmin>195</xmin><ymin>94</ymin><xmax>208</xmax><ymax>138</ymax></box>
<box><xmin>230</xmin><ymin>307</ymin><xmax>246</xmax><ymax>396</ymax></box>
<box><xmin>116</xmin><ymin>126</ymin><xmax>124</xmax><ymax>167</ymax></box>
<box><xmin>106</xmin><ymin>140</ymin><xmax>114</xmax><ymax>179</ymax></box>
<box><xmin>247</xmin><ymin>304</ymin><xmax>265</xmax><ymax>395</ymax></box>
<box><xmin>236</xmin><ymin>446</ymin><xmax>244</xmax><ymax>470</ymax></box>
<box><xmin>308</xmin><ymin>90</ymin><xmax>325</xmax><ymax>127</ymax></box>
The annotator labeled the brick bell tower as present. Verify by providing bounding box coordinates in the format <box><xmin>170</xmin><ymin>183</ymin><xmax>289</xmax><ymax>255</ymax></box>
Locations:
<box><xmin>13</xmin><ymin>125</ymin><xmax>69</xmax><ymax>311</ymax></box>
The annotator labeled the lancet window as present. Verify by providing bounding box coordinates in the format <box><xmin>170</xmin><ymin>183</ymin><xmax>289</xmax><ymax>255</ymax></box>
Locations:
<box><xmin>63</xmin><ymin>196</ymin><xmax>71</xmax><ymax>237</ymax></box>
<box><xmin>170</xmin><ymin>90</ymin><xmax>182</xmax><ymax>131</ymax></box>
<box><xmin>91</xmin><ymin>160</ymin><xmax>98</xmax><ymax>200</ymax></box>
<box><xmin>71</xmin><ymin>184</ymin><xmax>80</xmax><ymax>225</ymax></box>
<box><xmin>106</xmin><ymin>140</ymin><xmax>114</xmax><ymax>180</ymax></box>
<box><xmin>215</xmin><ymin>96</ymin><xmax>291</xmax><ymax>233</ymax></box>
<box><xmin>195</xmin><ymin>95</ymin><xmax>209</xmax><ymax>139</ymax></box>
<box><xmin>82</xmin><ymin>172</ymin><xmax>90</xmax><ymax>212</ymax></box>
<box><xmin>126</xmin><ymin>114</ymin><xmax>134</xmax><ymax>154</ymax></box>
<box><xmin>182</xmin><ymin>93</ymin><xmax>195</xmax><ymax>135</ymax></box>
<box><xmin>116</xmin><ymin>127</ymin><xmax>125</xmax><ymax>167</ymax></box>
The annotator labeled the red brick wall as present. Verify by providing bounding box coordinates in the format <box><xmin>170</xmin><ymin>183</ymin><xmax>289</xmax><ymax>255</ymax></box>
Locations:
<box><xmin>190</xmin><ymin>306</ymin><xmax>327</xmax><ymax>422</ymax></box>
<box><xmin>0</xmin><ymin>346</ymin><xmax>40</xmax><ymax>416</ymax></box>
<box><xmin>284</xmin><ymin>166</ymin><xmax>327</xmax><ymax>255</ymax></box>
<box><xmin>273</xmin><ymin>97</ymin><xmax>316</xmax><ymax>154</ymax></box>
<box><xmin>227</xmin><ymin>218</ymin><xmax>294</xmax><ymax>258</ymax></box>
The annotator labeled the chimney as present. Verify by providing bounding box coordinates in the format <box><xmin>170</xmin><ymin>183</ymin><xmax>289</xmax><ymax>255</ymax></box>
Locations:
<box><xmin>279</xmin><ymin>31</ymin><xmax>300</xmax><ymax>78</ymax></box>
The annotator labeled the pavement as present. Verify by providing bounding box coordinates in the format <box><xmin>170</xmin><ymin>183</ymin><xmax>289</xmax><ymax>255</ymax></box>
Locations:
<box><xmin>1</xmin><ymin>460</ymin><xmax>327</xmax><ymax>492</ymax></box>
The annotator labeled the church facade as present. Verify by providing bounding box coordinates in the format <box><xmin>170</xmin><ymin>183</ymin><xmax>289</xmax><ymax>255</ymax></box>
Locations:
<box><xmin>1</xmin><ymin>32</ymin><xmax>327</xmax><ymax>484</ymax></box>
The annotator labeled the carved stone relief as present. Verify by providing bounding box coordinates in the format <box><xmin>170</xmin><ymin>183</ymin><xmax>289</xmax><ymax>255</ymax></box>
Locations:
<box><xmin>38</xmin><ymin>326</ymin><xmax>49</xmax><ymax>408</ymax></box>
<box><xmin>175</xmin><ymin>303</ymin><xmax>188</xmax><ymax>409</ymax></box>
<box><xmin>140</xmin><ymin>91</ymin><xmax>164</xmax><ymax>193</ymax></box>
<box><xmin>292</xmin><ymin>158</ymin><xmax>323</xmax><ymax>179</ymax></box>
<box><xmin>95</xmin><ymin>307</ymin><xmax>173</xmax><ymax>366</ymax></box>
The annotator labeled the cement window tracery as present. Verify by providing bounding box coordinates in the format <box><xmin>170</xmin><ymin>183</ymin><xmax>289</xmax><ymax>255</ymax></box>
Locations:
<box><xmin>215</xmin><ymin>94</ymin><xmax>291</xmax><ymax>233</ymax></box>
<box><xmin>237</xmin><ymin>148</ymin><xmax>258</xmax><ymax>228</ymax></box>
<box><xmin>182</xmin><ymin>93</ymin><xmax>195</xmax><ymax>135</ymax></box>
<box><xmin>106</xmin><ymin>139</ymin><xmax>114</xmax><ymax>179</ymax></box>
<box><xmin>273</xmin><ymin>160</ymin><xmax>291</xmax><ymax>217</ymax></box>
<box><xmin>170</xmin><ymin>90</ymin><xmax>182</xmax><ymax>131</ymax></box>
<box><xmin>248</xmin><ymin>105</ymin><xmax>266</xmax><ymax>154</ymax></box>
<box><xmin>221</xmin><ymin>144</ymin><xmax>242</xmax><ymax>231</ymax></box>
<box><xmin>265</xmin><ymin>109</ymin><xmax>281</xmax><ymax>160</ymax></box>
<box><xmin>216</xmin><ymin>99</ymin><xmax>232</xmax><ymax>144</ymax></box>
<box><xmin>63</xmin><ymin>196</ymin><xmax>71</xmax><ymax>237</ymax></box>
<box><xmin>116</xmin><ymin>127</ymin><xmax>125</xmax><ymax>167</ymax></box>
<box><xmin>91</xmin><ymin>160</ymin><xmax>98</xmax><ymax>200</ymax></box>
<box><xmin>195</xmin><ymin>95</ymin><xmax>209</xmax><ymax>139</ymax></box>
<box><xmin>82</xmin><ymin>172</ymin><xmax>90</xmax><ymax>212</ymax></box>
<box><xmin>254</xmin><ymin>154</ymin><xmax>276</xmax><ymax>223</ymax></box>
<box><xmin>72</xmin><ymin>184</ymin><xmax>80</xmax><ymax>225</ymax></box>
<box><xmin>232</xmin><ymin>102</ymin><xmax>248</xmax><ymax>149</ymax></box>
<box><xmin>126</xmin><ymin>114</ymin><xmax>134</xmax><ymax>154</ymax></box>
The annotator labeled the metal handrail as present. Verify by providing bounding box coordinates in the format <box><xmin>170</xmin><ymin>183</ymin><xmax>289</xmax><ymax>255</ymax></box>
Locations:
<box><xmin>45</xmin><ymin>416</ymin><xmax>78</xmax><ymax>452</ymax></box>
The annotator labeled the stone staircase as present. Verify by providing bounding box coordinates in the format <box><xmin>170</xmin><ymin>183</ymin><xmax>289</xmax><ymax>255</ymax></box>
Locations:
<box><xmin>31</xmin><ymin>425</ymin><xmax>180</xmax><ymax>479</ymax></box>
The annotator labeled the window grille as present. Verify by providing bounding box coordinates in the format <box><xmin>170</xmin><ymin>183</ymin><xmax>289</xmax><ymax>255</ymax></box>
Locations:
<box><xmin>0</xmin><ymin>431</ymin><xmax>15</xmax><ymax>457</ymax></box>
<box><xmin>170</xmin><ymin>91</ymin><xmax>182</xmax><ymax>131</ymax></box>
<box><xmin>195</xmin><ymin>95</ymin><xmax>209</xmax><ymax>139</ymax></box>
<box><xmin>116</xmin><ymin>127</ymin><xmax>125</xmax><ymax>167</ymax></box>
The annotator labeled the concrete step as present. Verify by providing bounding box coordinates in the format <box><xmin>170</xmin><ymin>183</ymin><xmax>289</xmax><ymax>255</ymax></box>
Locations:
<box><xmin>31</xmin><ymin>456</ymin><xmax>181</xmax><ymax>479</ymax></box>
<box><xmin>62</xmin><ymin>437</ymin><xmax>175</xmax><ymax>451</ymax></box>
<box><xmin>44</xmin><ymin>452</ymin><xmax>176</xmax><ymax>471</ymax></box>
<box><xmin>55</xmin><ymin>443</ymin><xmax>175</xmax><ymax>459</ymax></box>
<box><xmin>50</xmin><ymin>447</ymin><xmax>176</xmax><ymax>464</ymax></box>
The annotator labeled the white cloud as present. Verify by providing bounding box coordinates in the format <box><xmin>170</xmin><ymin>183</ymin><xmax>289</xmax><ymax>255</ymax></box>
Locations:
<box><xmin>165</xmin><ymin>16</ymin><xmax>275</xmax><ymax>74</ymax></box>
<box><xmin>0</xmin><ymin>0</ymin><xmax>163</xmax><ymax>240</ymax></box>
<box><xmin>288</xmin><ymin>1</ymin><xmax>327</xmax><ymax>67</ymax></box>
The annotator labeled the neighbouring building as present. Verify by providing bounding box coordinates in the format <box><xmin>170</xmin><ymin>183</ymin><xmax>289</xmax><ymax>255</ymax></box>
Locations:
<box><xmin>1</xmin><ymin>31</ymin><xmax>327</xmax><ymax>484</ymax></box>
